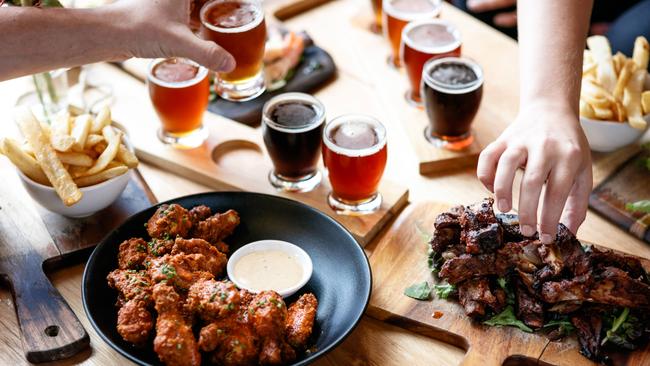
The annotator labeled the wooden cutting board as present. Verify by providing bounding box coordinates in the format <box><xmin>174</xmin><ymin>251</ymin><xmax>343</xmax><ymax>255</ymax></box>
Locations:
<box><xmin>366</xmin><ymin>202</ymin><xmax>650</xmax><ymax>366</ymax></box>
<box><xmin>589</xmin><ymin>149</ymin><xmax>650</xmax><ymax>244</ymax></box>
<box><xmin>90</xmin><ymin>62</ymin><xmax>408</xmax><ymax>247</ymax></box>
<box><xmin>0</xmin><ymin>162</ymin><xmax>156</xmax><ymax>363</ymax></box>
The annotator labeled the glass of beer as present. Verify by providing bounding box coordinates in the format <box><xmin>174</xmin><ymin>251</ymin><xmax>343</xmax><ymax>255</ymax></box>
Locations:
<box><xmin>200</xmin><ymin>0</ymin><xmax>266</xmax><ymax>101</ymax></box>
<box><xmin>323</xmin><ymin>115</ymin><xmax>388</xmax><ymax>215</ymax></box>
<box><xmin>422</xmin><ymin>57</ymin><xmax>483</xmax><ymax>150</ymax></box>
<box><xmin>262</xmin><ymin>93</ymin><xmax>326</xmax><ymax>192</ymax></box>
<box><xmin>401</xmin><ymin>19</ymin><xmax>461</xmax><ymax>106</ymax></box>
<box><xmin>370</xmin><ymin>0</ymin><xmax>383</xmax><ymax>33</ymax></box>
<box><xmin>382</xmin><ymin>0</ymin><xmax>441</xmax><ymax>68</ymax></box>
<box><xmin>147</xmin><ymin>57</ymin><xmax>210</xmax><ymax>148</ymax></box>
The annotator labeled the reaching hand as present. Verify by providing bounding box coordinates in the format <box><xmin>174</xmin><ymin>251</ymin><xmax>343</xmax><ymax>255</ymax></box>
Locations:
<box><xmin>476</xmin><ymin>103</ymin><xmax>593</xmax><ymax>243</ymax></box>
<box><xmin>466</xmin><ymin>0</ymin><xmax>517</xmax><ymax>28</ymax></box>
<box><xmin>116</xmin><ymin>0</ymin><xmax>235</xmax><ymax>72</ymax></box>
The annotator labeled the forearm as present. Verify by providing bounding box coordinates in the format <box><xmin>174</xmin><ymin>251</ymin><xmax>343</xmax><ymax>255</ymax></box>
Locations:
<box><xmin>517</xmin><ymin>0</ymin><xmax>593</xmax><ymax>114</ymax></box>
<box><xmin>0</xmin><ymin>6</ymin><xmax>132</xmax><ymax>81</ymax></box>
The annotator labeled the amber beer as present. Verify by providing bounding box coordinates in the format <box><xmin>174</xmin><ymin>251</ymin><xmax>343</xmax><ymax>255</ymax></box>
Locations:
<box><xmin>402</xmin><ymin>19</ymin><xmax>461</xmax><ymax>105</ymax></box>
<box><xmin>370</xmin><ymin>0</ymin><xmax>383</xmax><ymax>33</ymax></box>
<box><xmin>383</xmin><ymin>0</ymin><xmax>441</xmax><ymax>68</ymax></box>
<box><xmin>262</xmin><ymin>93</ymin><xmax>326</xmax><ymax>192</ymax></box>
<box><xmin>200</xmin><ymin>0</ymin><xmax>266</xmax><ymax>101</ymax></box>
<box><xmin>323</xmin><ymin>115</ymin><xmax>387</xmax><ymax>215</ymax></box>
<box><xmin>422</xmin><ymin>57</ymin><xmax>483</xmax><ymax>150</ymax></box>
<box><xmin>147</xmin><ymin>58</ymin><xmax>210</xmax><ymax>148</ymax></box>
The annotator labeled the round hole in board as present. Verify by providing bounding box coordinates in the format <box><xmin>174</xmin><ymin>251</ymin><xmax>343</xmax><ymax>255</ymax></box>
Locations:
<box><xmin>211</xmin><ymin>139</ymin><xmax>263</xmax><ymax>165</ymax></box>
<box><xmin>44</xmin><ymin>325</ymin><xmax>59</xmax><ymax>337</ymax></box>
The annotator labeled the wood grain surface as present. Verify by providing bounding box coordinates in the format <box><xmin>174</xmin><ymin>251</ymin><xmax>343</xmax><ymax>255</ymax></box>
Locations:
<box><xmin>367</xmin><ymin>201</ymin><xmax>650</xmax><ymax>366</ymax></box>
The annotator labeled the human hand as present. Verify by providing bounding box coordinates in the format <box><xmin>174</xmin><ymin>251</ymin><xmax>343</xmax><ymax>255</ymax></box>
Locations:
<box><xmin>115</xmin><ymin>0</ymin><xmax>235</xmax><ymax>72</ymax></box>
<box><xmin>476</xmin><ymin>103</ymin><xmax>593</xmax><ymax>243</ymax></box>
<box><xmin>466</xmin><ymin>0</ymin><xmax>517</xmax><ymax>28</ymax></box>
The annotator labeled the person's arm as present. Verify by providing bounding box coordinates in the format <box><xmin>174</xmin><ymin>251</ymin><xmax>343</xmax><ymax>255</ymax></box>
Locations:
<box><xmin>477</xmin><ymin>0</ymin><xmax>594</xmax><ymax>243</ymax></box>
<box><xmin>0</xmin><ymin>0</ymin><xmax>235</xmax><ymax>81</ymax></box>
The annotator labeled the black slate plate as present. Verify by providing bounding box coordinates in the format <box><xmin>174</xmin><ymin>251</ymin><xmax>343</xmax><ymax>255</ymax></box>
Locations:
<box><xmin>207</xmin><ymin>45</ymin><xmax>337</xmax><ymax>126</ymax></box>
<box><xmin>82</xmin><ymin>192</ymin><xmax>371</xmax><ymax>366</ymax></box>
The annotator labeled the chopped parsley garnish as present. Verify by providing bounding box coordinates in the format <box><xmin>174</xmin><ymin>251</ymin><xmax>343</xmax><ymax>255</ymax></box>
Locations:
<box><xmin>433</xmin><ymin>283</ymin><xmax>456</xmax><ymax>299</ymax></box>
<box><xmin>404</xmin><ymin>281</ymin><xmax>432</xmax><ymax>300</ymax></box>
<box><xmin>227</xmin><ymin>303</ymin><xmax>235</xmax><ymax>311</ymax></box>
<box><xmin>160</xmin><ymin>264</ymin><xmax>177</xmax><ymax>280</ymax></box>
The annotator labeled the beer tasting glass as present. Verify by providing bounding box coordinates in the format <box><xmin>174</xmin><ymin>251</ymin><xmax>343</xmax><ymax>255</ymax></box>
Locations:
<box><xmin>422</xmin><ymin>57</ymin><xmax>483</xmax><ymax>150</ymax></box>
<box><xmin>147</xmin><ymin>57</ymin><xmax>210</xmax><ymax>148</ymax></box>
<box><xmin>200</xmin><ymin>0</ymin><xmax>267</xmax><ymax>101</ymax></box>
<box><xmin>323</xmin><ymin>115</ymin><xmax>388</xmax><ymax>215</ymax></box>
<box><xmin>383</xmin><ymin>0</ymin><xmax>442</xmax><ymax>68</ymax></box>
<box><xmin>262</xmin><ymin>93</ymin><xmax>326</xmax><ymax>192</ymax></box>
<box><xmin>401</xmin><ymin>19</ymin><xmax>461</xmax><ymax>106</ymax></box>
<box><xmin>370</xmin><ymin>0</ymin><xmax>383</xmax><ymax>33</ymax></box>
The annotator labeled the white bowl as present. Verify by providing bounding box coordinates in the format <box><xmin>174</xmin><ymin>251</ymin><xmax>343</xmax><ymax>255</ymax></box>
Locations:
<box><xmin>227</xmin><ymin>239</ymin><xmax>313</xmax><ymax>298</ymax></box>
<box><xmin>580</xmin><ymin>114</ymin><xmax>650</xmax><ymax>152</ymax></box>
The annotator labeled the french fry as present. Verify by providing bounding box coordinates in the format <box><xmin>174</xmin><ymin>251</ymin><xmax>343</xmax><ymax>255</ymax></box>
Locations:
<box><xmin>632</xmin><ymin>36</ymin><xmax>649</xmax><ymax>70</ymax></box>
<box><xmin>582</xmin><ymin>62</ymin><xmax>597</xmax><ymax>77</ymax></box>
<box><xmin>584</xmin><ymin>49</ymin><xmax>593</xmax><ymax>65</ymax></box>
<box><xmin>40</xmin><ymin>122</ymin><xmax>52</xmax><ymax>141</ymax></box>
<box><xmin>90</xmin><ymin>106</ymin><xmax>111</xmax><ymax>134</ymax></box>
<box><xmin>612</xmin><ymin>52</ymin><xmax>626</xmax><ymax>76</ymax></box>
<box><xmin>71</xmin><ymin>114</ymin><xmax>92</xmax><ymax>152</ymax></box>
<box><xmin>587</xmin><ymin>35</ymin><xmax>617</xmax><ymax>92</ymax></box>
<box><xmin>14</xmin><ymin>107</ymin><xmax>82</xmax><ymax>205</ymax></box>
<box><xmin>1</xmin><ymin>138</ymin><xmax>49</xmax><ymax>185</ymax></box>
<box><xmin>642</xmin><ymin>91</ymin><xmax>650</xmax><ymax>115</ymax></box>
<box><xmin>106</xmin><ymin>161</ymin><xmax>126</xmax><ymax>169</ymax></box>
<box><xmin>50</xmin><ymin>112</ymin><xmax>75</xmax><ymax>152</ymax></box>
<box><xmin>579</xmin><ymin>99</ymin><xmax>596</xmax><ymax>119</ymax></box>
<box><xmin>623</xmin><ymin>68</ymin><xmax>647</xmax><ymax>129</ymax></box>
<box><xmin>21</xmin><ymin>141</ymin><xmax>35</xmax><ymax>156</ymax></box>
<box><xmin>116</xmin><ymin>143</ymin><xmax>139</xmax><ymax>168</ymax></box>
<box><xmin>613</xmin><ymin>101</ymin><xmax>627</xmax><ymax>122</ymax></box>
<box><xmin>74</xmin><ymin>165</ymin><xmax>128</xmax><ymax>187</ymax></box>
<box><xmin>68</xmin><ymin>165</ymin><xmax>88</xmax><ymax>178</ymax></box>
<box><xmin>582</xmin><ymin>79</ymin><xmax>616</xmax><ymax>103</ymax></box>
<box><xmin>629</xmin><ymin>116</ymin><xmax>648</xmax><ymax>130</ymax></box>
<box><xmin>93</xmin><ymin>141</ymin><xmax>108</xmax><ymax>154</ymax></box>
<box><xmin>613</xmin><ymin>59</ymin><xmax>637</xmax><ymax>100</ymax></box>
<box><xmin>84</xmin><ymin>134</ymin><xmax>104</xmax><ymax>149</ymax></box>
<box><xmin>81</xmin><ymin>125</ymin><xmax>121</xmax><ymax>176</ymax></box>
<box><xmin>593</xmin><ymin>106</ymin><xmax>614</xmax><ymax>120</ymax></box>
<box><xmin>56</xmin><ymin>151</ymin><xmax>94</xmax><ymax>167</ymax></box>
<box><xmin>581</xmin><ymin>93</ymin><xmax>611</xmax><ymax>109</ymax></box>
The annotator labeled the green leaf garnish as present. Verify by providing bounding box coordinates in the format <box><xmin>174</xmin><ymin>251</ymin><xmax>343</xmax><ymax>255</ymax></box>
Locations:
<box><xmin>626</xmin><ymin>200</ymin><xmax>650</xmax><ymax>214</ymax></box>
<box><xmin>433</xmin><ymin>283</ymin><xmax>455</xmax><ymax>299</ymax></box>
<box><xmin>484</xmin><ymin>305</ymin><xmax>533</xmax><ymax>333</ymax></box>
<box><xmin>404</xmin><ymin>281</ymin><xmax>431</xmax><ymax>300</ymax></box>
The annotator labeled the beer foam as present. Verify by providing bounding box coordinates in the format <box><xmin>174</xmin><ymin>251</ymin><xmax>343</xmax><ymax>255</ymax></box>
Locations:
<box><xmin>402</xmin><ymin>20</ymin><xmax>461</xmax><ymax>55</ymax></box>
<box><xmin>147</xmin><ymin>58</ymin><xmax>208</xmax><ymax>89</ymax></box>
<box><xmin>324</xmin><ymin>115</ymin><xmax>387</xmax><ymax>158</ymax></box>
<box><xmin>383</xmin><ymin>0</ymin><xmax>442</xmax><ymax>21</ymax></box>
<box><xmin>422</xmin><ymin>57</ymin><xmax>483</xmax><ymax>95</ymax></box>
<box><xmin>201</xmin><ymin>0</ymin><xmax>264</xmax><ymax>34</ymax></box>
<box><xmin>262</xmin><ymin>93</ymin><xmax>325</xmax><ymax>134</ymax></box>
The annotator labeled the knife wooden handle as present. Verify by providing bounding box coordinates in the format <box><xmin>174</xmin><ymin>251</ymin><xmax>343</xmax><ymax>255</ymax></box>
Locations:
<box><xmin>6</xmin><ymin>254</ymin><xmax>89</xmax><ymax>363</ymax></box>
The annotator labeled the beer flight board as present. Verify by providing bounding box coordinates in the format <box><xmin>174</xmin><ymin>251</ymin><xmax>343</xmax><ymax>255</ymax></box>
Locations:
<box><xmin>97</xmin><ymin>63</ymin><xmax>408</xmax><ymax>246</ymax></box>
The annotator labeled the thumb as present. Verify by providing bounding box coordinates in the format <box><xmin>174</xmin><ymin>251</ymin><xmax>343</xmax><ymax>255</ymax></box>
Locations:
<box><xmin>177</xmin><ymin>32</ymin><xmax>236</xmax><ymax>73</ymax></box>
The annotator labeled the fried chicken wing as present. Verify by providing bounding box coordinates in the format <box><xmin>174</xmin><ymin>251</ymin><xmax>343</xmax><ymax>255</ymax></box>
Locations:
<box><xmin>285</xmin><ymin>293</ymin><xmax>318</xmax><ymax>350</ymax></box>
<box><xmin>199</xmin><ymin>318</ymin><xmax>260</xmax><ymax>366</ymax></box>
<box><xmin>186</xmin><ymin>279</ymin><xmax>241</xmax><ymax>322</ymax></box>
<box><xmin>107</xmin><ymin>269</ymin><xmax>152</xmax><ymax>303</ymax></box>
<box><xmin>189</xmin><ymin>205</ymin><xmax>212</xmax><ymax>225</ymax></box>
<box><xmin>148</xmin><ymin>254</ymin><xmax>215</xmax><ymax>291</ymax></box>
<box><xmin>117</xmin><ymin>299</ymin><xmax>154</xmax><ymax>345</ymax></box>
<box><xmin>191</xmin><ymin>209</ymin><xmax>240</xmax><ymax>244</ymax></box>
<box><xmin>118</xmin><ymin>238</ymin><xmax>148</xmax><ymax>270</ymax></box>
<box><xmin>153</xmin><ymin>282</ymin><xmax>201</xmax><ymax>366</ymax></box>
<box><xmin>147</xmin><ymin>238</ymin><xmax>174</xmax><ymax>257</ymax></box>
<box><xmin>147</xmin><ymin>204</ymin><xmax>192</xmax><ymax>239</ymax></box>
<box><xmin>171</xmin><ymin>237</ymin><xmax>228</xmax><ymax>275</ymax></box>
<box><xmin>248</xmin><ymin>291</ymin><xmax>295</xmax><ymax>365</ymax></box>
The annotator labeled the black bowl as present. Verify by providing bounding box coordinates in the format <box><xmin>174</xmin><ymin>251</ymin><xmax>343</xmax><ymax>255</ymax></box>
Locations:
<box><xmin>82</xmin><ymin>192</ymin><xmax>371</xmax><ymax>366</ymax></box>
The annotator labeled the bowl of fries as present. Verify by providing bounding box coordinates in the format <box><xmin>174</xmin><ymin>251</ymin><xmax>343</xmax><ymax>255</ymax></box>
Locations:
<box><xmin>579</xmin><ymin>35</ymin><xmax>650</xmax><ymax>152</ymax></box>
<box><xmin>1</xmin><ymin>106</ymin><xmax>139</xmax><ymax>218</ymax></box>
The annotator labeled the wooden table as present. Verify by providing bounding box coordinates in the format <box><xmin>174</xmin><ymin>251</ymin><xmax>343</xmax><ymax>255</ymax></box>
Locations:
<box><xmin>0</xmin><ymin>1</ymin><xmax>648</xmax><ymax>365</ymax></box>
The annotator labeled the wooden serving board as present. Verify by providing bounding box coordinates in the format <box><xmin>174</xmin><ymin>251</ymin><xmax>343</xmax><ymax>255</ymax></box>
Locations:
<box><xmin>345</xmin><ymin>2</ymin><xmax>519</xmax><ymax>174</ymax></box>
<box><xmin>589</xmin><ymin>149</ymin><xmax>650</xmax><ymax>244</ymax></box>
<box><xmin>91</xmin><ymin>62</ymin><xmax>408</xmax><ymax>246</ymax></box>
<box><xmin>366</xmin><ymin>202</ymin><xmax>650</xmax><ymax>366</ymax></box>
<box><xmin>0</xmin><ymin>161</ymin><xmax>156</xmax><ymax>363</ymax></box>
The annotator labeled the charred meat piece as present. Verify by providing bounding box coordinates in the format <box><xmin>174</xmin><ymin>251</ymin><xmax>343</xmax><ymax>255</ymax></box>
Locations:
<box><xmin>285</xmin><ymin>293</ymin><xmax>318</xmax><ymax>350</ymax></box>
<box><xmin>465</xmin><ymin>223</ymin><xmax>503</xmax><ymax>255</ymax></box>
<box><xmin>430</xmin><ymin>208</ymin><xmax>463</xmax><ymax>253</ymax></box>
<box><xmin>148</xmin><ymin>254</ymin><xmax>215</xmax><ymax>291</ymax></box>
<box><xmin>496</xmin><ymin>213</ymin><xmax>534</xmax><ymax>242</ymax></box>
<box><xmin>439</xmin><ymin>253</ymin><xmax>497</xmax><ymax>285</ymax></box>
<box><xmin>147</xmin><ymin>204</ymin><xmax>192</xmax><ymax>239</ymax></box>
<box><xmin>515</xmin><ymin>283</ymin><xmax>544</xmax><ymax>329</ymax></box>
<box><xmin>588</xmin><ymin>267</ymin><xmax>650</xmax><ymax>308</ymax></box>
<box><xmin>189</xmin><ymin>205</ymin><xmax>212</xmax><ymax>226</ymax></box>
<box><xmin>147</xmin><ymin>238</ymin><xmax>174</xmax><ymax>257</ymax></box>
<box><xmin>534</xmin><ymin>242</ymin><xmax>564</xmax><ymax>286</ymax></box>
<box><xmin>572</xmin><ymin>307</ymin><xmax>605</xmax><ymax>363</ymax></box>
<box><xmin>117</xmin><ymin>299</ymin><xmax>154</xmax><ymax>346</ymax></box>
<box><xmin>540</xmin><ymin>274</ymin><xmax>591</xmax><ymax>303</ymax></box>
<box><xmin>152</xmin><ymin>282</ymin><xmax>201</xmax><ymax>366</ymax></box>
<box><xmin>457</xmin><ymin>278</ymin><xmax>497</xmax><ymax>318</ymax></box>
<box><xmin>555</xmin><ymin>224</ymin><xmax>585</xmax><ymax>275</ymax></box>
<box><xmin>248</xmin><ymin>291</ymin><xmax>296</xmax><ymax>365</ymax></box>
<box><xmin>118</xmin><ymin>238</ymin><xmax>148</xmax><ymax>270</ymax></box>
<box><xmin>199</xmin><ymin>318</ymin><xmax>260</xmax><ymax>366</ymax></box>
<box><xmin>495</xmin><ymin>241</ymin><xmax>542</xmax><ymax>274</ymax></box>
<box><xmin>191</xmin><ymin>209</ymin><xmax>240</xmax><ymax>245</ymax></box>
<box><xmin>186</xmin><ymin>279</ymin><xmax>242</xmax><ymax>322</ymax></box>
<box><xmin>588</xmin><ymin>247</ymin><xmax>648</xmax><ymax>281</ymax></box>
<box><xmin>460</xmin><ymin>198</ymin><xmax>503</xmax><ymax>254</ymax></box>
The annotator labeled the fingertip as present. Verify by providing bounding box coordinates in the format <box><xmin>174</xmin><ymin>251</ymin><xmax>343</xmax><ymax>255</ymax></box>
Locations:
<box><xmin>219</xmin><ymin>54</ymin><xmax>236</xmax><ymax>73</ymax></box>
<box><xmin>540</xmin><ymin>232</ymin><xmax>554</xmax><ymax>244</ymax></box>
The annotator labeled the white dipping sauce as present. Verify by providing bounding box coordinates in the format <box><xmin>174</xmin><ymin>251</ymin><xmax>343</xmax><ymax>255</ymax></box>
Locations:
<box><xmin>233</xmin><ymin>250</ymin><xmax>304</xmax><ymax>292</ymax></box>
